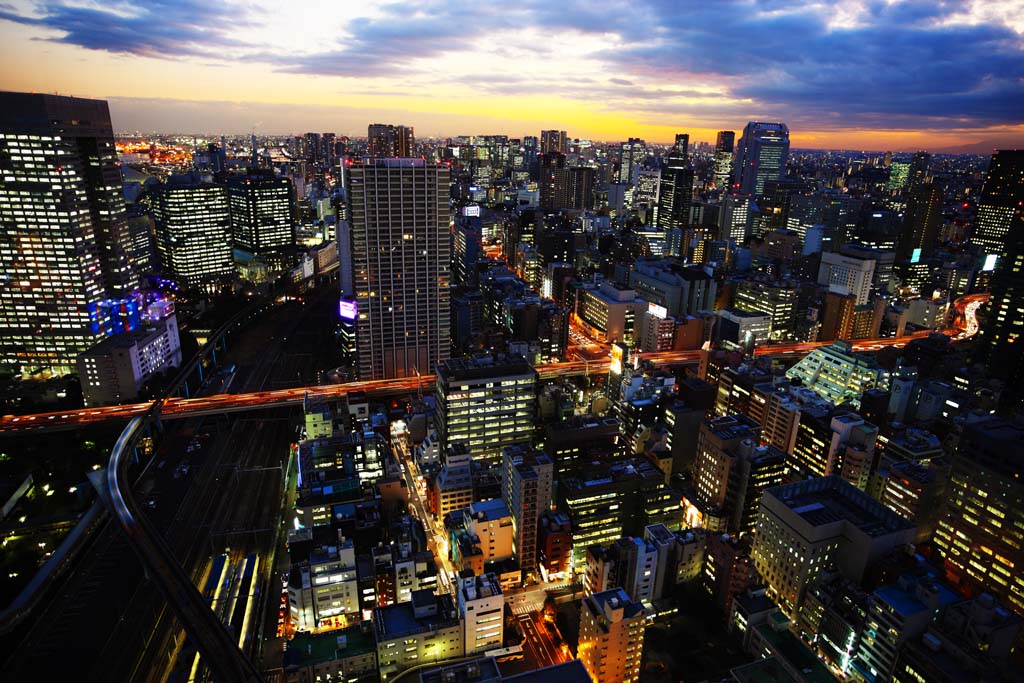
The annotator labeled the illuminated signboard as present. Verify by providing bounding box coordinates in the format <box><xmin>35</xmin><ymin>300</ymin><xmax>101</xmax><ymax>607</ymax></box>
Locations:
<box><xmin>339</xmin><ymin>299</ymin><xmax>357</xmax><ymax>320</ymax></box>
<box><xmin>982</xmin><ymin>254</ymin><xmax>998</xmax><ymax>272</ymax></box>
<box><xmin>911</xmin><ymin>248</ymin><xmax>922</xmax><ymax>264</ymax></box>
<box><xmin>648</xmin><ymin>302</ymin><xmax>668</xmax><ymax>319</ymax></box>
<box><xmin>462</xmin><ymin>205</ymin><xmax>481</xmax><ymax>217</ymax></box>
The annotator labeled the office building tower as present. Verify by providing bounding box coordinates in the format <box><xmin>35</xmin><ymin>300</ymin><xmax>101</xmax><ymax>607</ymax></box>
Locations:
<box><xmin>818</xmin><ymin>250</ymin><xmax>876</xmax><ymax>306</ymax></box>
<box><xmin>896</xmin><ymin>183</ymin><xmax>942</xmax><ymax>262</ymax></box>
<box><xmin>0</xmin><ymin>92</ymin><xmax>135</xmax><ymax>373</ymax></box>
<box><xmin>908</xmin><ymin>151</ymin><xmax>931</xmax><ymax>188</ymax></box>
<box><xmin>578</xmin><ymin>588</ymin><xmax>646</xmax><ymax>683</ymax></box>
<box><xmin>714</xmin><ymin>130</ymin><xmax>736</xmax><ymax>189</ymax></box>
<box><xmin>689</xmin><ymin>415</ymin><xmax>785</xmax><ymax>535</ymax></box>
<box><xmin>435</xmin><ymin>355</ymin><xmax>537</xmax><ymax>465</ymax></box>
<box><xmin>656</xmin><ymin>148</ymin><xmax>694</xmax><ymax>230</ymax></box>
<box><xmin>366</xmin><ymin>123</ymin><xmax>414</xmax><ymax>158</ymax></box>
<box><xmin>720</xmin><ymin>193</ymin><xmax>752</xmax><ymax>244</ymax></box>
<box><xmin>501</xmin><ymin>445</ymin><xmax>553</xmax><ymax>583</ymax></box>
<box><xmin>540</xmin><ymin>129</ymin><xmax>567</xmax><ymax>155</ymax></box>
<box><xmin>458</xmin><ymin>573</ymin><xmax>504</xmax><ymax>655</ymax></box>
<box><xmin>972</xmin><ymin>149</ymin><xmax>1024</xmax><ymax>265</ymax></box>
<box><xmin>628</xmin><ymin>258</ymin><xmax>717</xmax><ymax>318</ymax></box>
<box><xmin>559</xmin><ymin>458</ymin><xmax>679</xmax><ymax>570</ymax></box>
<box><xmin>227</xmin><ymin>170</ymin><xmax>295</xmax><ymax>255</ymax></box>
<box><xmin>734</xmin><ymin>122</ymin><xmax>790</xmax><ymax>196</ymax></box>
<box><xmin>287</xmin><ymin>540</ymin><xmax>361</xmax><ymax>631</ymax></box>
<box><xmin>617</xmin><ymin>137</ymin><xmax>646</xmax><ymax>184</ymax></box>
<box><xmin>751</xmin><ymin>477</ymin><xmax>916</xmax><ymax>617</ymax></box>
<box><xmin>934</xmin><ymin>418</ymin><xmax>1024</xmax><ymax>616</ymax></box>
<box><xmin>976</xmin><ymin>218</ymin><xmax>1024</xmax><ymax>408</ymax></box>
<box><xmin>734</xmin><ymin>277</ymin><xmax>799</xmax><ymax>340</ymax></box>
<box><xmin>887</xmin><ymin>161</ymin><xmax>910</xmax><ymax>191</ymax></box>
<box><xmin>348</xmin><ymin>159</ymin><xmax>450</xmax><ymax>380</ymax></box>
<box><xmin>152</xmin><ymin>175</ymin><xmax>234</xmax><ymax>289</ymax></box>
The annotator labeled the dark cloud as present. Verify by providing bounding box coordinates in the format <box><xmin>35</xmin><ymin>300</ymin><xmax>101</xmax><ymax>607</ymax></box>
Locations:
<box><xmin>599</xmin><ymin>0</ymin><xmax>1024</xmax><ymax>129</ymax></box>
<box><xmin>0</xmin><ymin>1</ymin><xmax>252</xmax><ymax>59</ymax></box>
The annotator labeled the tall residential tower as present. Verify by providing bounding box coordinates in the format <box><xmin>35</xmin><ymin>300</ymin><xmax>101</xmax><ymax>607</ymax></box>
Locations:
<box><xmin>348</xmin><ymin>159</ymin><xmax>450</xmax><ymax>380</ymax></box>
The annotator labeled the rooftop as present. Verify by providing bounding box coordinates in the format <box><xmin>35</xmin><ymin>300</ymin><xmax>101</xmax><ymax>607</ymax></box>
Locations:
<box><xmin>375</xmin><ymin>593</ymin><xmax>459</xmax><ymax>641</ymax></box>
<box><xmin>767</xmin><ymin>476</ymin><xmax>914</xmax><ymax>538</ymax></box>
<box><xmin>730</xmin><ymin>657</ymin><xmax>800</xmax><ymax>683</ymax></box>
<box><xmin>438</xmin><ymin>355</ymin><xmax>536</xmax><ymax>383</ymax></box>
<box><xmin>283</xmin><ymin>625</ymin><xmax>374</xmax><ymax>670</ymax></box>
<box><xmin>503</xmin><ymin>659</ymin><xmax>593</xmax><ymax>683</ymax></box>
<box><xmin>754</xmin><ymin>623</ymin><xmax>834</xmax><ymax>683</ymax></box>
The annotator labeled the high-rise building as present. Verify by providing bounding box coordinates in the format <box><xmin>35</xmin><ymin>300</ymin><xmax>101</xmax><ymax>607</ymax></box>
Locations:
<box><xmin>934</xmin><ymin>417</ymin><xmax>1024</xmax><ymax>616</ymax></box>
<box><xmin>689</xmin><ymin>415</ymin><xmax>785</xmax><ymax>535</ymax></box>
<box><xmin>734</xmin><ymin>122</ymin><xmax>790</xmax><ymax>196</ymax></box>
<box><xmin>501</xmin><ymin>445</ymin><xmax>553</xmax><ymax>584</ymax></box>
<box><xmin>152</xmin><ymin>175</ymin><xmax>234</xmax><ymax>289</ymax></box>
<box><xmin>752</xmin><ymin>477</ymin><xmax>916</xmax><ymax>617</ymax></box>
<box><xmin>617</xmin><ymin>137</ymin><xmax>646</xmax><ymax>184</ymax></box>
<box><xmin>578</xmin><ymin>588</ymin><xmax>646</xmax><ymax>683</ymax></box>
<box><xmin>972</xmin><ymin>149</ymin><xmax>1024</xmax><ymax>263</ymax></box>
<box><xmin>656</xmin><ymin>148</ymin><xmax>694</xmax><ymax>231</ymax></box>
<box><xmin>540</xmin><ymin>129</ymin><xmax>567</xmax><ymax>155</ymax></box>
<box><xmin>0</xmin><ymin>92</ymin><xmax>135</xmax><ymax>373</ymax></box>
<box><xmin>896</xmin><ymin>183</ymin><xmax>942</xmax><ymax>262</ymax></box>
<box><xmin>818</xmin><ymin>250</ymin><xmax>876</xmax><ymax>306</ymax></box>
<box><xmin>537</xmin><ymin>152</ymin><xmax>566</xmax><ymax>212</ymax></box>
<box><xmin>348</xmin><ymin>159</ymin><xmax>450</xmax><ymax>380</ymax></box>
<box><xmin>227</xmin><ymin>170</ymin><xmax>295</xmax><ymax>255</ymax></box>
<box><xmin>908</xmin><ymin>151</ymin><xmax>931</xmax><ymax>189</ymax></box>
<box><xmin>887</xmin><ymin>161</ymin><xmax>911</xmax><ymax>191</ymax></box>
<box><xmin>714</xmin><ymin>131</ymin><xmax>736</xmax><ymax>189</ymax></box>
<box><xmin>435</xmin><ymin>355</ymin><xmax>537</xmax><ymax>465</ymax></box>
<box><xmin>366</xmin><ymin>123</ymin><xmax>414</xmax><ymax>158</ymax></box>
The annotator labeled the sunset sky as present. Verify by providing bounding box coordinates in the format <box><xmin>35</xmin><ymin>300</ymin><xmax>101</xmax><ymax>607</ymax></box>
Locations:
<box><xmin>1</xmin><ymin>0</ymin><xmax>1022</xmax><ymax>151</ymax></box>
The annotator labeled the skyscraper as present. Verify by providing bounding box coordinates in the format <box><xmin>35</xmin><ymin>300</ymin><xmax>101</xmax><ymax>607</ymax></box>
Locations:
<box><xmin>538</xmin><ymin>151</ymin><xmax>566</xmax><ymax>212</ymax></box>
<box><xmin>671</xmin><ymin>133</ymin><xmax>689</xmax><ymax>162</ymax></box>
<box><xmin>714</xmin><ymin>130</ymin><xmax>736</xmax><ymax>189</ymax></box>
<box><xmin>540</xmin><ymin>129</ymin><xmax>567</xmax><ymax>155</ymax></box>
<box><xmin>908</xmin><ymin>151</ymin><xmax>931</xmax><ymax>189</ymax></box>
<box><xmin>975</xmin><ymin>154</ymin><xmax>1024</xmax><ymax>407</ymax></box>
<box><xmin>734</xmin><ymin>122</ymin><xmax>790</xmax><ymax>196</ymax></box>
<box><xmin>348</xmin><ymin>158</ymin><xmax>450</xmax><ymax>380</ymax></box>
<box><xmin>971</xmin><ymin>149</ymin><xmax>1024</xmax><ymax>264</ymax></box>
<box><xmin>0</xmin><ymin>92</ymin><xmax>132</xmax><ymax>374</ymax></box>
<box><xmin>617</xmin><ymin>137</ymin><xmax>646</xmax><ymax>184</ymax></box>
<box><xmin>152</xmin><ymin>175</ymin><xmax>235</xmax><ymax>289</ymax></box>
<box><xmin>896</xmin><ymin>182</ymin><xmax>943</xmax><ymax>262</ymax></box>
<box><xmin>366</xmin><ymin>123</ymin><xmax>414</xmax><ymax>158</ymax></box>
<box><xmin>227</xmin><ymin>171</ymin><xmax>296</xmax><ymax>255</ymax></box>
<box><xmin>655</xmin><ymin>140</ymin><xmax>693</xmax><ymax>231</ymax></box>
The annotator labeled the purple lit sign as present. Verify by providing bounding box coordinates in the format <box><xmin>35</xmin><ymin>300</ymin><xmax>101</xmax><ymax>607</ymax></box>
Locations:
<box><xmin>339</xmin><ymin>299</ymin><xmax>357</xmax><ymax>320</ymax></box>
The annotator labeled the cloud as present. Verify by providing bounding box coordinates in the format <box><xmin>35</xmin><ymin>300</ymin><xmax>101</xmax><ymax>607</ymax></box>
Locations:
<box><xmin>0</xmin><ymin>1</ymin><xmax>254</xmax><ymax>59</ymax></box>
<box><xmin>596</xmin><ymin>0</ymin><xmax>1024</xmax><ymax>129</ymax></box>
<box><xmin>2</xmin><ymin>0</ymin><xmax>1022</xmax><ymax>135</ymax></box>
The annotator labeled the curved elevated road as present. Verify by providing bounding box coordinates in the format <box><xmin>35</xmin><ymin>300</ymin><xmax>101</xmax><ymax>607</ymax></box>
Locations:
<box><xmin>105</xmin><ymin>414</ymin><xmax>264</xmax><ymax>683</ymax></box>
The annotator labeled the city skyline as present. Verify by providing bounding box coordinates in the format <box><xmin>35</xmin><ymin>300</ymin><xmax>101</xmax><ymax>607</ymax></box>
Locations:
<box><xmin>1</xmin><ymin>0</ymin><xmax>1022</xmax><ymax>151</ymax></box>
